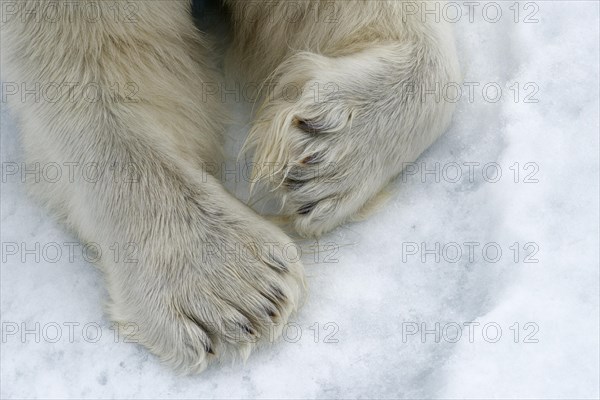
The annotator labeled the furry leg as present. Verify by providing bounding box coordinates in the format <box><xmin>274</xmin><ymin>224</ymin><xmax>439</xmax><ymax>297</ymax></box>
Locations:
<box><xmin>2</xmin><ymin>0</ymin><xmax>304</xmax><ymax>372</ymax></box>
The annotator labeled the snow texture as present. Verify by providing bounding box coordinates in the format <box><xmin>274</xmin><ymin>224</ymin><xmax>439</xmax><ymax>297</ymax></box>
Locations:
<box><xmin>1</xmin><ymin>1</ymin><xmax>598</xmax><ymax>398</ymax></box>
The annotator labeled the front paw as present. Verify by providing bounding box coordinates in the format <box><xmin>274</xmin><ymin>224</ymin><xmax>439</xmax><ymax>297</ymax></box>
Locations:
<box><xmin>246</xmin><ymin>52</ymin><xmax>399</xmax><ymax>237</ymax></box>
<box><xmin>105</xmin><ymin>198</ymin><xmax>305</xmax><ymax>373</ymax></box>
<box><xmin>246</xmin><ymin>46</ymin><xmax>457</xmax><ymax>237</ymax></box>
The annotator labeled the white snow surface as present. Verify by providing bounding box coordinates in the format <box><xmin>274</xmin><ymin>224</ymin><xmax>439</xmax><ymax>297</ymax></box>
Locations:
<box><xmin>1</xmin><ymin>2</ymin><xmax>598</xmax><ymax>398</ymax></box>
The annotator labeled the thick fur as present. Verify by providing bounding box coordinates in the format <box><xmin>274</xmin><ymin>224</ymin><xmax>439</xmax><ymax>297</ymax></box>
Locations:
<box><xmin>227</xmin><ymin>0</ymin><xmax>461</xmax><ymax>236</ymax></box>
<box><xmin>1</xmin><ymin>0</ymin><xmax>459</xmax><ymax>372</ymax></box>
<box><xmin>1</xmin><ymin>0</ymin><xmax>305</xmax><ymax>373</ymax></box>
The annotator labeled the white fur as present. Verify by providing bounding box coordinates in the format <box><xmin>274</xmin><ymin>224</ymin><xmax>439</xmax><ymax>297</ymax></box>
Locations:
<box><xmin>227</xmin><ymin>0</ymin><xmax>461</xmax><ymax>236</ymax></box>
<box><xmin>1</xmin><ymin>0</ymin><xmax>459</xmax><ymax>372</ymax></box>
<box><xmin>1</xmin><ymin>0</ymin><xmax>305</xmax><ymax>373</ymax></box>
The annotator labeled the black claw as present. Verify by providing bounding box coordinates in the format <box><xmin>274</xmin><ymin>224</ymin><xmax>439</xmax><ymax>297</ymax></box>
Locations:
<box><xmin>284</xmin><ymin>178</ymin><xmax>305</xmax><ymax>191</ymax></box>
<box><xmin>271</xmin><ymin>286</ymin><xmax>287</xmax><ymax>302</ymax></box>
<box><xmin>260</xmin><ymin>287</ymin><xmax>287</xmax><ymax>311</ymax></box>
<box><xmin>266</xmin><ymin>307</ymin><xmax>279</xmax><ymax>319</ymax></box>
<box><xmin>301</xmin><ymin>153</ymin><xmax>321</xmax><ymax>165</ymax></box>
<box><xmin>293</xmin><ymin>117</ymin><xmax>322</xmax><ymax>135</ymax></box>
<box><xmin>205</xmin><ymin>344</ymin><xmax>215</xmax><ymax>355</ymax></box>
<box><xmin>239</xmin><ymin>323</ymin><xmax>257</xmax><ymax>336</ymax></box>
<box><xmin>298</xmin><ymin>201</ymin><xmax>318</xmax><ymax>215</ymax></box>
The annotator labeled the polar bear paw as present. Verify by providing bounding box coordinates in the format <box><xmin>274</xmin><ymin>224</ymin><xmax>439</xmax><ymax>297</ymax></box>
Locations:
<box><xmin>106</xmin><ymin>193</ymin><xmax>305</xmax><ymax>373</ymax></box>
<box><xmin>245</xmin><ymin>47</ymin><xmax>432</xmax><ymax>237</ymax></box>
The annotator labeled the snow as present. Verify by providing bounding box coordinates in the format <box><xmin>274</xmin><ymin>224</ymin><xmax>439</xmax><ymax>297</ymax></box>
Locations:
<box><xmin>1</xmin><ymin>1</ymin><xmax>598</xmax><ymax>398</ymax></box>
